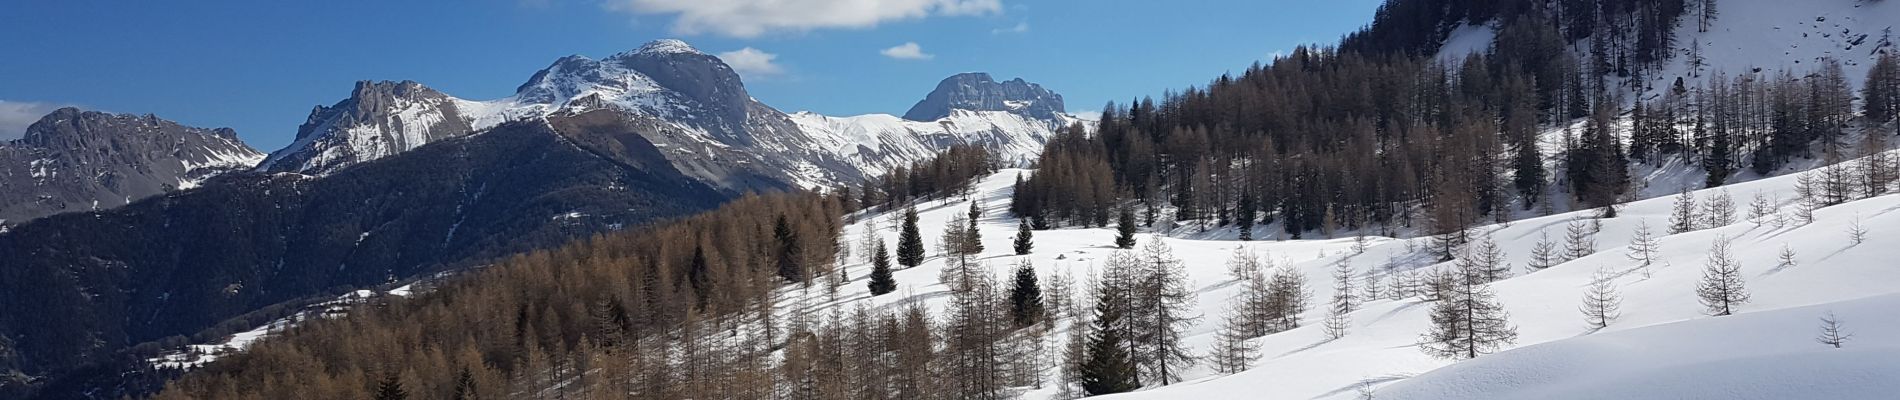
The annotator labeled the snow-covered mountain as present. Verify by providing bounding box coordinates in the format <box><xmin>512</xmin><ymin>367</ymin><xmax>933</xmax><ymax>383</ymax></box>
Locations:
<box><xmin>902</xmin><ymin>72</ymin><xmax>1068</xmax><ymax>122</ymax></box>
<box><xmin>259</xmin><ymin>39</ymin><xmax>1079</xmax><ymax>189</ymax></box>
<box><xmin>0</xmin><ymin>108</ymin><xmax>261</xmax><ymax>226</ymax></box>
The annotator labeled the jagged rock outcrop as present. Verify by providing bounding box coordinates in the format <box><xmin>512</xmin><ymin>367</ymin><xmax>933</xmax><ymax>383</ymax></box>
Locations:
<box><xmin>0</xmin><ymin>108</ymin><xmax>261</xmax><ymax>226</ymax></box>
<box><xmin>901</xmin><ymin>72</ymin><xmax>1067</xmax><ymax>122</ymax></box>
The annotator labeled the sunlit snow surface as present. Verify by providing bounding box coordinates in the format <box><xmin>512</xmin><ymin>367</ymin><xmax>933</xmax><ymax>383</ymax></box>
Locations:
<box><xmin>807</xmin><ymin>154</ymin><xmax>1900</xmax><ymax>399</ymax></box>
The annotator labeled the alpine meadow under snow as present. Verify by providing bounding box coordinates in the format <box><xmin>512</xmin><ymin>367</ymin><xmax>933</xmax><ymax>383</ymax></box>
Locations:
<box><xmin>812</xmin><ymin>157</ymin><xmax>1900</xmax><ymax>399</ymax></box>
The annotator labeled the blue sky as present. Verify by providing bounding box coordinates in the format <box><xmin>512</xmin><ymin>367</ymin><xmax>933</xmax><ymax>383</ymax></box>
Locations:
<box><xmin>0</xmin><ymin>0</ymin><xmax>1382</xmax><ymax>150</ymax></box>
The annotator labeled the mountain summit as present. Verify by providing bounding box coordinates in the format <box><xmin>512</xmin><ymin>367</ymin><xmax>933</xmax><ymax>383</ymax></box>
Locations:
<box><xmin>257</xmin><ymin>40</ymin><xmax>1075</xmax><ymax>189</ymax></box>
<box><xmin>902</xmin><ymin>72</ymin><xmax>1066</xmax><ymax>122</ymax></box>
<box><xmin>0</xmin><ymin>108</ymin><xmax>261</xmax><ymax>226</ymax></box>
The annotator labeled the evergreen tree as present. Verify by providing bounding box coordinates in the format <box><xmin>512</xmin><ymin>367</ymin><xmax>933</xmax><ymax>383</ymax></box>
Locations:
<box><xmin>374</xmin><ymin>370</ymin><xmax>408</xmax><ymax>400</ymax></box>
<box><xmin>1009</xmin><ymin>260</ymin><xmax>1046</xmax><ymax>328</ymax></box>
<box><xmin>775</xmin><ymin>215</ymin><xmax>806</xmax><ymax>283</ymax></box>
<box><xmin>450</xmin><ymin>367</ymin><xmax>476</xmax><ymax>400</ymax></box>
<box><xmin>1115</xmin><ymin>207</ymin><xmax>1139</xmax><ymax>249</ymax></box>
<box><xmin>868</xmin><ymin>242</ymin><xmax>897</xmax><ymax>296</ymax></box>
<box><xmin>1865</xmin><ymin>52</ymin><xmax>1900</xmax><ymax>122</ymax></box>
<box><xmin>1080</xmin><ymin>290</ymin><xmax>1140</xmax><ymax>396</ymax></box>
<box><xmin>1696</xmin><ymin>235</ymin><xmax>1750</xmax><ymax>316</ymax></box>
<box><xmin>1014</xmin><ymin>218</ymin><xmax>1035</xmax><ymax>255</ymax></box>
<box><xmin>897</xmin><ymin>206</ymin><xmax>926</xmax><ymax>268</ymax></box>
<box><xmin>967</xmin><ymin>201</ymin><xmax>986</xmax><ymax>254</ymax></box>
<box><xmin>688</xmin><ymin>244</ymin><xmax>712</xmax><ymax>309</ymax></box>
<box><xmin>1236</xmin><ymin>192</ymin><xmax>1257</xmax><ymax>241</ymax></box>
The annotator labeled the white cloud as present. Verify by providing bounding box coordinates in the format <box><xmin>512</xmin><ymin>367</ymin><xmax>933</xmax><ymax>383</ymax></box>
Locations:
<box><xmin>605</xmin><ymin>0</ymin><xmax>1001</xmax><ymax>38</ymax></box>
<box><xmin>0</xmin><ymin>100</ymin><xmax>69</xmax><ymax>140</ymax></box>
<box><xmin>880</xmin><ymin>42</ymin><xmax>934</xmax><ymax>60</ymax></box>
<box><xmin>991</xmin><ymin>21</ymin><xmax>1028</xmax><ymax>35</ymax></box>
<box><xmin>1071</xmin><ymin>110</ymin><xmax>1102</xmax><ymax>121</ymax></box>
<box><xmin>716</xmin><ymin>47</ymin><xmax>786</xmax><ymax>80</ymax></box>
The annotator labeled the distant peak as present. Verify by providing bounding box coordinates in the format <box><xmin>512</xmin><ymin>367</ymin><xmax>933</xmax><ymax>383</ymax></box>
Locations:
<box><xmin>635</xmin><ymin>39</ymin><xmax>703</xmax><ymax>56</ymax></box>
<box><xmin>903</xmin><ymin>73</ymin><xmax>1066</xmax><ymax>122</ymax></box>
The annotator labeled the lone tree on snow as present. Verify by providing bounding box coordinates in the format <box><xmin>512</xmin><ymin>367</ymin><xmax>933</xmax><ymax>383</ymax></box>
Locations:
<box><xmin>1013</xmin><ymin>218</ymin><xmax>1035</xmax><ymax>255</ymax></box>
<box><xmin>897</xmin><ymin>206</ymin><xmax>926</xmax><ymax>268</ymax></box>
<box><xmin>1696</xmin><ymin>235</ymin><xmax>1750</xmax><ymax>316</ymax></box>
<box><xmin>1114</xmin><ymin>207</ymin><xmax>1139</xmax><ymax>249</ymax></box>
<box><xmin>1580</xmin><ymin>267</ymin><xmax>1622</xmax><ymax>331</ymax></box>
<box><xmin>1817</xmin><ymin>311</ymin><xmax>1853</xmax><ymax>348</ymax></box>
<box><xmin>1008</xmin><ymin>260</ymin><xmax>1045</xmax><ymax>327</ymax></box>
<box><xmin>1419</xmin><ymin>262</ymin><xmax>1518</xmax><ymax>360</ymax></box>
<box><xmin>1626</xmin><ymin>220</ymin><xmax>1661</xmax><ymax>277</ymax></box>
<box><xmin>867</xmin><ymin>242</ymin><xmax>897</xmax><ymax>296</ymax></box>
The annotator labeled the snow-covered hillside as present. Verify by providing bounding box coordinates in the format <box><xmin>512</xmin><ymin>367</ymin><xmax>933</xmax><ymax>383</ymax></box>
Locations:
<box><xmin>1436</xmin><ymin>0</ymin><xmax>1900</xmax><ymax>96</ymax></box>
<box><xmin>806</xmin><ymin>151</ymin><xmax>1900</xmax><ymax>399</ymax></box>
<box><xmin>790</xmin><ymin>109</ymin><xmax>1081</xmax><ymax>176</ymax></box>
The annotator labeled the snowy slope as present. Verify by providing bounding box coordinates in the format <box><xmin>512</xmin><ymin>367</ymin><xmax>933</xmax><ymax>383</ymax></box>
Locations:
<box><xmin>1378</xmin><ymin>293</ymin><xmax>1900</xmax><ymax>400</ymax></box>
<box><xmin>805</xmin><ymin>145</ymin><xmax>1900</xmax><ymax>399</ymax></box>
<box><xmin>789</xmin><ymin>109</ymin><xmax>1081</xmax><ymax>177</ymax></box>
<box><xmin>1652</xmin><ymin>0</ymin><xmax>1900</xmax><ymax>94</ymax></box>
<box><xmin>1431</xmin><ymin>0</ymin><xmax>1900</xmax><ymax>97</ymax></box>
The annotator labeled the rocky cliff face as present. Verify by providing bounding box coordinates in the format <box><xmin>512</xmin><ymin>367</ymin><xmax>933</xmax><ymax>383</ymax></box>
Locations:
<box><xmin>255</xmin><ymin>80</ymin><xmax>480</xmax><ymax>175</ymax></box>
<box><xmin>0</xmin><ymin>108</ymin><xmax>262</xmax><ymax>226</ymax></box>
<box><xmin>901</xmin><ymin>72</ymin><xmax>1067</xmax><ymax>122</ymax></box>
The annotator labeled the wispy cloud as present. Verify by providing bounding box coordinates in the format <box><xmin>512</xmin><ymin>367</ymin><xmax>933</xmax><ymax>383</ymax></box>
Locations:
<box><xmin>991</xmin><ymin>21</ymin><xmax>1028</xmax><ymax>35</ymax></box>
<box><xmin>605</xmin><ymin>0</ymin><xmax>1002</xmax><ymax>38</ymax></box>
<box><xmin>0</xmin><ymin>100</ymin><xmax>71</xmax><ymax>140</ymax></box>
<box><xmin>880</xmin><ymin>42</ymin><xmax>934</xmax><ymax>60</ymax></box>
<box><xmin>716</xmin><ymin>47</ymin><xmax>786</xmax><ymax>80</ymax></box>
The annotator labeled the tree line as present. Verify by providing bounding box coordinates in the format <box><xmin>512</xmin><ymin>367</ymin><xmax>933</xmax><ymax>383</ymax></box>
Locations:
<box><xmin>151</xmin><ymin>147</ymin><xmax>1000</xmax><ymax>399</ymax></box>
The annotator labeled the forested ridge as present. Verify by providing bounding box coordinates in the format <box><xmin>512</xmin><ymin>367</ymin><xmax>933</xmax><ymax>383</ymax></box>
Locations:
<box><xmin>1013</xmin><ymin>0</ymin><xmax>1898</xmax><ymax>257</ymax></box>
<box><xmin>150</xmin><ymin>147</ymin><xmax>999</xmax><ymax>399</ymax></box>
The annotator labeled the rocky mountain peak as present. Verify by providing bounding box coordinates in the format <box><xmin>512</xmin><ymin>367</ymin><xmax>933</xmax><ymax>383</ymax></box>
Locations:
<box><xmin>902</xmin><ymin>72</ymin><xmax>1066</xmax><ymax>122</ymax></box>
<box><xmin>631</xmin><ymin>38</ymin><xmax>704</xmax><ymax>56</ymax></box>
<box><xmin>2</xmin><ymin>108</ymin><xmax>263</xmax><ymax>225</ymax></box>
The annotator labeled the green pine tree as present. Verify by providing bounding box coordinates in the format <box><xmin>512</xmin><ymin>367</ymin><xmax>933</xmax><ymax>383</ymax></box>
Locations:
<box><xmin>774</xmin><ymin>215</ymin><xmax>804</xmax><ymax>283</ymax></box>
<box><xmin>1081</xmin><ymin>289</ymin><xmax>1140</xmax><ymax>395</ymax></box>
<box><xmin>1008</xmin><ymin>261</ymin><xmax>1044</xmax><ymax>327</ymax></box>
<box><xmin>1013</xmin><ymin>218</ymin><xmax>1035</xmax><ymax>255</ymax></box>
<box><xmin>897</xmin><ymin>206</ymin><xmax>926</xmax><ymax>268</ymax></box>
<box><xmin>868</xmin><ymin>242</ymin><xmax>897</xmax><ymax>296</ymax></box>
<box><xmin>967</xmin><ymin>202</ymin><xmax>985</xmax><ymax>254</ymax></box>
<box><xmin>1115</xmin><ymin>207</ymin><xmax>1139</xmax><ymax>249</ymax></box>
<box><xmin>449</xmin><ymin>367</ymin><xmax>476</xmax><ymax>400</ymax></box>
<box><xmin>374</xmin><ymin>370</ymin><xmax>408</xmax><ymax>400</ymax></box>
